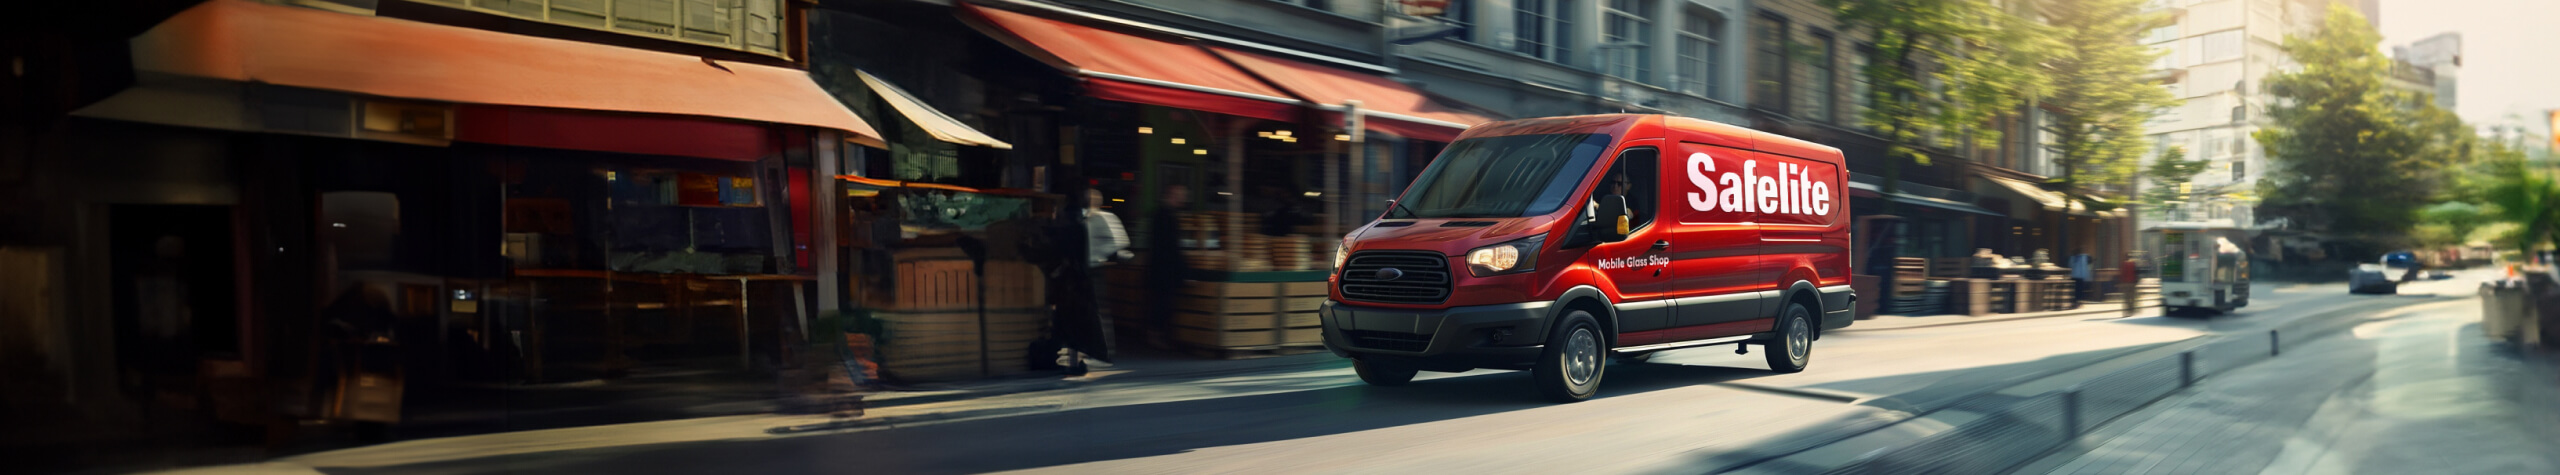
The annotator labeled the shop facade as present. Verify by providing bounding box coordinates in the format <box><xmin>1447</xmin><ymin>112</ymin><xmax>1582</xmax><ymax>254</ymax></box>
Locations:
<box><xmin>1</xmin><ymin>0</ymin><xmax>887</xmax><ymax>453</ymax></box>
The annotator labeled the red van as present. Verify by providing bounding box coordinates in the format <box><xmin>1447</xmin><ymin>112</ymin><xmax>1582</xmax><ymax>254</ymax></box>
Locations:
<box><xmin>1321</xmin><ymin>114</ymin><xmax>1855</xmax><ymax>402</ymax></box>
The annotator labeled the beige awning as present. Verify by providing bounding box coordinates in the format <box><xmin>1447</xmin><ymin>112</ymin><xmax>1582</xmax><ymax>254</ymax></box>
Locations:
<box><xmin>857</xmin><ymin>70</ymin><xmax>1013</xmax><ymax>150</ymax></box>
<box><xmin>1979</xmin><ymin>176</ymin><xmax>2118</xmax><ymax>217</ymax></box>
<box><xmin>1986</xmin><ymin>177</ymin><xmax>2070</xmax><ymax>210</ymax></box>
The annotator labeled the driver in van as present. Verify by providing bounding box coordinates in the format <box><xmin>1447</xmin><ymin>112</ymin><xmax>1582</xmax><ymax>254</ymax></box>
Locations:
<box><xmin>1586</xmin><ymin>169</ymin><xmax>1635</xmax><ymax>222</ymax></box>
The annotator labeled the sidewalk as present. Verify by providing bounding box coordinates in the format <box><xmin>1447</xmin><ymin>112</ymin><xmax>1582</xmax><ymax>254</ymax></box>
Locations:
<box><xmin>2021</xmin><ymin>298</ymin><xmax>2560</xmax><ymax>474</ymax></box>
<box><xmin>1846</xmin><ymin>297</ymin><xmax>2164</xmax><ymax>333</ymax></box>
<box><xmin>137</xmin><ymin>294</ymin><xmax>2182</xmax><ymax>474</ymax></box>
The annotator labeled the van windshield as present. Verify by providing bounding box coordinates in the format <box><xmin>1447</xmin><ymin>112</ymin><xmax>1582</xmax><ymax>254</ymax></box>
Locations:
<box><xmin>1392</xmin><ymin>133</ymin><xmax>1615</xmax><ymax>219</ymax></box>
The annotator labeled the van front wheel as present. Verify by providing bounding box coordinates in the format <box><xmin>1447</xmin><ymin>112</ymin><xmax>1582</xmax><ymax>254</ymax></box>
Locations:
<box><xmin>1532</xmin><ymin>311</ymin><xmax>1606</xmax><ymax>402</ymax></box>
<box><xmin>1765</xmin><ymin>303</ymin><xmax>1815</xmax><ymax>373</ymax></box>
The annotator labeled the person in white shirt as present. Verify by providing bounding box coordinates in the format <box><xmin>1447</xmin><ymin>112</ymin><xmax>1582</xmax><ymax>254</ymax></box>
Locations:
<box><xmin>1063</xmin><ymin>190</ymin><xmax>1130</xmax><ymax>372</ymax></box>
<box><xmin>1087</xmin><ymin>189</ymin><xmax>1131</xmax><ymax>267</ymax></box>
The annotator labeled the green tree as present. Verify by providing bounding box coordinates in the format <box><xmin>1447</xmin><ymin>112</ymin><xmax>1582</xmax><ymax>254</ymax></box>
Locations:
<box><xmin>2414</xmin><ymin>202</ymin><xmax>2487</xmax><ymax>246</ymax></box>
<box><xmin>1826</xmin><ymin>0</ymin><xmax>2054</xmax><ymax>199</ymax></box>
<box><xmin>2138</xmin><ymin>146</ymin><xmax>2208</xmax><ymax>213</ymax></box>
<box><xmin>2479</xmin><ymin>151</ymin><xmax>2560</xmax><ymax>253</ymax></box>
<box><xmin>2039</xmin><ymin>0</ymin><xmax>2178</xmax><ymax>193</ymax></box>
<box><xmin>2253</xmin><ymin>5</ymin><xmax>2464</xmax><ymax>252</ymax></box>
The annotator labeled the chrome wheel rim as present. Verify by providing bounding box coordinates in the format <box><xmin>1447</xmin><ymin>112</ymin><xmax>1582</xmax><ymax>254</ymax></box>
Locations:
<box><xmin>1565</xmin><ymin>327</ymin><xmax>1600</xmax><ymax>386</ymax></box>
<box><xmin>1786</xmin><ymin>313</ymin><xmax>1812</xmax><ymax>365</ymax></box>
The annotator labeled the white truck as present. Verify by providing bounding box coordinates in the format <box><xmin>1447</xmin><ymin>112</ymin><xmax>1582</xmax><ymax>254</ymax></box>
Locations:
<box><xmin>2149</xmin><ymin>225</ymin><xmax>2251</xmax><ymax>316</ymax></box>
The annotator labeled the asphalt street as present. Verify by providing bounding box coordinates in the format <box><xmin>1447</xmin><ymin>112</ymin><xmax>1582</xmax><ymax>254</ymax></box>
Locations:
<box><xmin>288</xmin><ymin>273</ymin><xmax>2498</xmax><ymax>475</ymax></box>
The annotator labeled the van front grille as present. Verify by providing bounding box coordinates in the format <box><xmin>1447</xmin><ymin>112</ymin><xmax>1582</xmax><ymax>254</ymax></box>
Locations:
<box><xmin>1342</xmin><ymin>330</ymin><xmax>1433</xmax><ymax>352</ymax></box>
<box><xmin>1339</xmin><ymin>251</ymin><xmax>1451</xmax><ymax>304</ymax></box>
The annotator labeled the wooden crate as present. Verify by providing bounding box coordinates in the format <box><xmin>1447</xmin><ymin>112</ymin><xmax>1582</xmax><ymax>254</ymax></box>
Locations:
<box><xmin>873</xmin><ymin>308</ymin><xmax>1046</xmax><ymax>382</ymax></box>
<box><xmin>882</xmin><ymin>248</ymin><xmax>1044</xmax><ymax>311</ymax></box>
<box><xmin>1176</xmin><ymin>311</ymin><xmax>1321</xmax><ymax>330</ymax></box>
<box><xmin>1176</xmin><ymin>326</ymin><xmax>1321</xmax><ymax>348</ymax></box>
<box><xmin>1928</xmin><ymin>258</ymin><xmax>1970</xmax><ymax>280</ymax></box>
<box><xmin>1171</xmin><ymin>280</ymin><xmax>1329</xmax><ymax>354</ymax></box>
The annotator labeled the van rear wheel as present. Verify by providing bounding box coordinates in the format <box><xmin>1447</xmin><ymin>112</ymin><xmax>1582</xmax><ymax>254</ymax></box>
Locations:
<box><xmin>1764</xmin><ymin>303</ymin><xmax>1814</xmax><ymax>373</ymax></box>
<box><xmin>1353</xmin><ymin>358</ymin><xmax>1417</xmax><ymax>386</ymax></box>
<box><xmin>1532</xmin><ymin>311</ymin><xmax>1606</xmax><ymax>402</ymax></box>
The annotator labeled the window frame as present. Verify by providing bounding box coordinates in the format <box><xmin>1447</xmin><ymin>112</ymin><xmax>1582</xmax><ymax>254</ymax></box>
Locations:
<box><xmin>1593</xmin><ymin>146</ymin><xmax>1662</xmax><ymax>231</ymax></box>
<box><xmin>1848</xmin><ymin>43</ymin><xmax>1875</xmax><ymax>128</ymax></box>
<box><xmin>1601</xmin><ymin>0</ymin><xmax>1656</xmax><ymax>82</ymax></box>
<box><xmin>1514</xmin><ymin>0</ymin><xmax>1575</xmax><ymax>64</ymax></box>
<box><xmin>1443</xmin><ymin>0</ymin><xmax>1476</xmax><ymax>43</ymax></box>
<box><xmin>1676</xmin><ymin>10</ymin><xmax>1723</xmax><ymax>98</ymax></box>
<box><xmin>1750</xmin><ymin>12</ymin><xmax>1791</xmax><ymax>113</ymax></box>
<box><xmin>1801</xmin><ymin>31</ymin><xmax>1837</xmax><ymax>123</ymax></box>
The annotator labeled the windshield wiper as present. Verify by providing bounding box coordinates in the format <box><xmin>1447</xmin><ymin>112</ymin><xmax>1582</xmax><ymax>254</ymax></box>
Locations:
<box><xmin>1383</xmin><ymin>199</ymin><xmax>1419</xmax><ymax>220</ymax></box>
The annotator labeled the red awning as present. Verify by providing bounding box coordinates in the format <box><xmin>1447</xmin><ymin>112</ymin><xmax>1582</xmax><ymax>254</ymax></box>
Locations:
<box><xmin>1208</xmin><ymin>47</ymin><xmax>1498</xmax><ymax>142</ymax></box>
<box><xmin>129</xmin><ymin>0</ymin><xmax>884</xmax><ymax>148</ymax></box>
<box><xmin>960</xmin><ymin>4</ymin><xmax>1302</xmax><ymax>122</ymax></box>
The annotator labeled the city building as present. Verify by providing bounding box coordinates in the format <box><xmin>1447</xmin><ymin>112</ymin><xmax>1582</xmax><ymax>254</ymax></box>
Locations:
<box><xmin>2140</xmin><ymin>0</ymin><xmax>2355</xmax><ymax>228</ymax></box>
<box><xmin>2</xmin><ymin>0</ymin><xmax>888</xmax><ymax>454</ymax></box>
<box><xmin>2392</xmin><ymin>32</ymin><xmax>2460</xmax><ymax>110</ymax></box>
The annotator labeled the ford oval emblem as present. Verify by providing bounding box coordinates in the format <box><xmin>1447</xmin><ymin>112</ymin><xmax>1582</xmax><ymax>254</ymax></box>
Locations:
<box><xmin>1375</xmin><ymin>267</ymin><xmax>1405</xmax><ymax>281</ymax></box>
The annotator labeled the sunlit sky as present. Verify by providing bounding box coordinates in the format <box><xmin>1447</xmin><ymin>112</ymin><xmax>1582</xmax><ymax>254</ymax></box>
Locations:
<box><xmin>2379</xmin><ymin>0</ymin><xmax>2560</xmax><ymax>134</ymax></box>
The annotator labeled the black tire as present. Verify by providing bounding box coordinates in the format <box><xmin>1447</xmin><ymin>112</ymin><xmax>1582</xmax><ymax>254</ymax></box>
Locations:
<box><xmin>1616</xmin><ymin>351</ymin><xmax>1657</xmax><ymax>363</ymax></box>
<box><xmin>1532</xmin><ymin>311</ymin><xmax>1606</xmax><ymax>402</ymax></box>
<box><xmin>1764</xmin><ymin>302</ymin><xmax>1815</xmax><ymax>373</ymax></box>
<box><xmin>1353</xmin><ymin>358</ymin><xmax>1417</xmax><ymax>386</ymax></box>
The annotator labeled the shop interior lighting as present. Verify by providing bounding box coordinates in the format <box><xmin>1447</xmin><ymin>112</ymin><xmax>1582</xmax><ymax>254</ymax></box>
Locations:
<box><xmin>1334</xmin><ymin>134</ymin><xmax>1352</xmax><ymax>141</ymax></box>
<box><xmin>1112</xmin><ymin>198</ymin><xmax>1126</xmax><ymax>202</ymax></box>
<box><xmin>1171</xmin><ymin>137</ymin><xmax>1186</xmax><ymax>144</ymax></box>
<box><xmin>1193</xmin><ymin>149</ymin><xmax>1209</xmax><ymax>155</ymax></box>
<box><xmin>1274</xmin><ymin>130</ymin><xmax>1292</xmax><ymax>137</ymax></box>
<box><xmin>1304</xmin><ymin>191</ymin><xmax>1322</xmax><ymax>197</ymax></box>
<box><xmin>1138</xmin><ymin>126</ymin><xmax>1154</xmax><ymax>134</ymax></box>
<box><xmin>1258</xmin><ymin>131</ymin><xmax>1273</xmax><ymax>138</ymax></box>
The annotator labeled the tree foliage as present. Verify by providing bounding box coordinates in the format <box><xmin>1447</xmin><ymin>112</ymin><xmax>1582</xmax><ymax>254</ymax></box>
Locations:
<box><xmin>2478</xmin><ymin>151</ymin><xmax>2560</xmax><ymax>253</ymax></box>
<box><xmin>2139</xmin><ymin>146</ymin><xmax>2209</xmax><ymax>212</ymax></box>
<box><xmin>2253</xmin><ymin>4</ymin><xmax>2469</xmax><ymax>246</ymax></box>
<box><xmin>1826</xmin><ymin>0</ymin><xmax>2054</xmax><ymax>173</ymax></box>
<box><xmin>2039</xmin><ymin>0</ymin><xmax>2178</xmax><ymax>191</ymax></box>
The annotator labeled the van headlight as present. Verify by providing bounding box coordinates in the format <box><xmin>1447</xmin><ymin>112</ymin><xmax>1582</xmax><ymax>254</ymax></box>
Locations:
<box><xmin>1334</xmin><ymin>240</ymin><xmax>1351</xmax><ymax>271</ymax></box>
<box><xmin>1466</xmin><ymin>236</ymin><xmax>1544</xmax><ymax>277</ymax></box>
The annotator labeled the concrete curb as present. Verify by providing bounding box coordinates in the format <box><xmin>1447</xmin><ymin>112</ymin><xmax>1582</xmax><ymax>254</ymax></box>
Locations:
<box><xmin>857</xmin><ymin>379</ymin><xmax>1091</xmax><ymax>410</ymax></box>
<box><xmin>1722</xmin><ymin>294</ymin><xmax>2469</xmax><ymax>475</ymax></box>
<box><xmin>767</xmin><ymin>404</ymin><xmax>1065</xmax><ymax>434</ymax></box>
<box><xmin>855</xmin><ymin>354</ymin><xmax>1341</xmax><ymax>411</ymax></box>
<box><xmin>1842</xmin><ymin>301</ymin><xmax>2165</xmax><ymax>333</ymax></box>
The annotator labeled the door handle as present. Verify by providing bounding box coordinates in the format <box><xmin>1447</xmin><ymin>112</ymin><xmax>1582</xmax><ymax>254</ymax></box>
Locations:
<box><xmin>1651</xmin><ymin>240</ymin><xmax>1671</xmax><ymax>251</ymax></box>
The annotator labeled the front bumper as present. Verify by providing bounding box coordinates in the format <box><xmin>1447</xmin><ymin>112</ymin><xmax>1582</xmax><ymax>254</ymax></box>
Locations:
<box><xmin>1321</xmin><ymin>300</ymin><xmax>1552</xmax><ymax>371</ymax></box>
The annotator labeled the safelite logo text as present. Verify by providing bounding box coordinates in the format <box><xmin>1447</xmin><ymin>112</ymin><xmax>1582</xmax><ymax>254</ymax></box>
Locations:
<box><xmin>1685</xmin><ymin>152</ymin><xmax>1833</xmax><ymax>216</ymax></box>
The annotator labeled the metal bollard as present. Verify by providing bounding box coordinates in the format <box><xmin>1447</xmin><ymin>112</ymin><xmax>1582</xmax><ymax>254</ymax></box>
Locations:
<box><xmin>2179</xmin><ymin>351</ymin><xmax>2195</xmax><ymax>387</ymax></box>
<box><xmin>2270</xmin><ymin>330</ymin><xmax>2280</xmax><ymax>356</ymax></box>
<box><xmin>2061</xmin><ymin>389</ymin><xmax>2083</xmax><ymax>437</ymax></box>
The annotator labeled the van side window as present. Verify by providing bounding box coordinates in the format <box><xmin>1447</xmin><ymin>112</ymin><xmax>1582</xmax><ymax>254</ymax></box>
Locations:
<box><xmin>1595</xmin><ymin>147</ymin><xmax>1660</xmax><ymax>229</ymax></box>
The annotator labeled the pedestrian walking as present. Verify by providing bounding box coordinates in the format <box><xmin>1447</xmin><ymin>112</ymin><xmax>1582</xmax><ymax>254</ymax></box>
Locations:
<box><xmin>1143</xmin><ymin>184</ymin><xmax>1191</xmax><ymax>350</ymax></box>
<box><xmin>2121</xmin><ymin>252</ymin><xmax>2143</xmax><ymax>318</ymax></box>
<box><xmin>1066</xmin><ymin>189</ymin><xmax>1131</xmax><ymax>371</ymax></box>
<box><xmin>2069</xmin><ymin>250</ymin><xmax>2093</xmax><ymax>308</ymax></box>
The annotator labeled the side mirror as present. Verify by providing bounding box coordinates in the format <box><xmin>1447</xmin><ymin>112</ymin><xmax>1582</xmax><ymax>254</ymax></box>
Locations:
<box><xmin>1594</xmin><ymin>195</ymin><xmax>1633</xmax><ymax>242</ymax></box>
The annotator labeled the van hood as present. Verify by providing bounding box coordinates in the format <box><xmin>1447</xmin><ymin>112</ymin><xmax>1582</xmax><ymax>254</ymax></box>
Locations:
<box><xmin>1351</xmin><ymin>217</ymin><xmax>1555</xmax><ymax>255</ymax></box>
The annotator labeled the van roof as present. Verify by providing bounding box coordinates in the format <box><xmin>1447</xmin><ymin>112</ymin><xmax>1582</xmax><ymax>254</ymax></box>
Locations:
<box><xmin>1459</xmin><ymin>114</ymin><xmax>1842</xmax><ymax>162</ymax></box>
